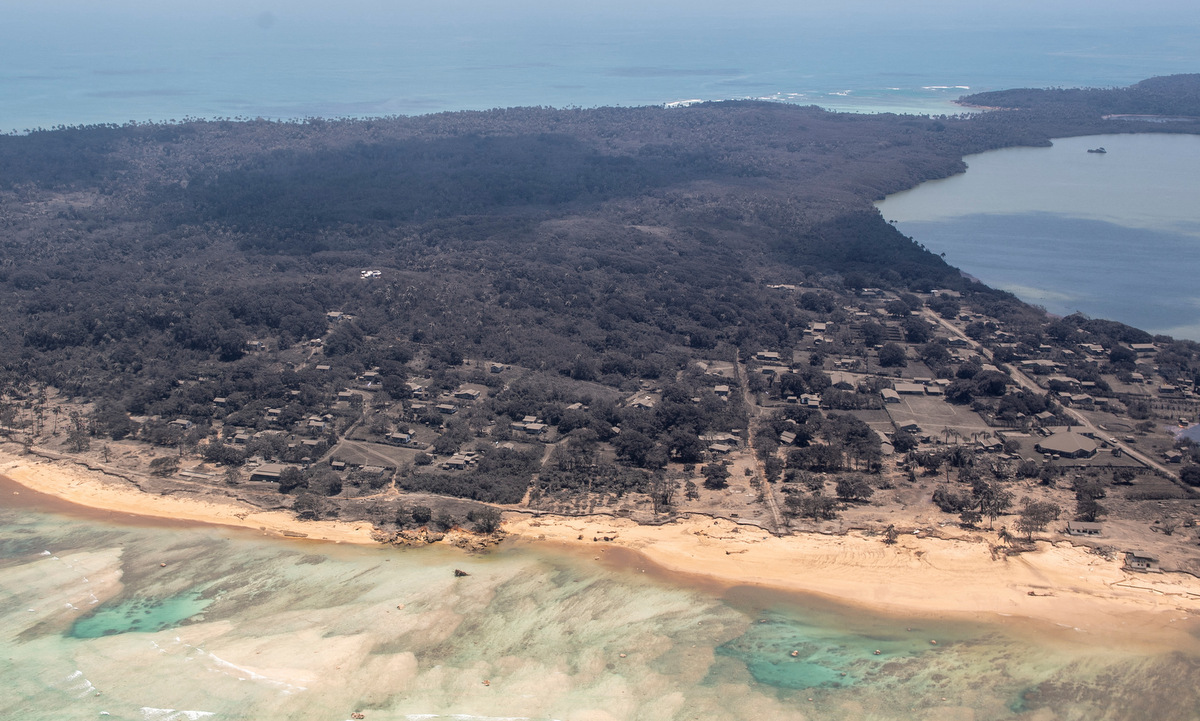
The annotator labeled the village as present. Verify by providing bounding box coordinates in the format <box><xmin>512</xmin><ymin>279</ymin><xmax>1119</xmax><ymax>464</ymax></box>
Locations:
<box><xmin>8</xmin><ymin>280</ymin><xmax>1200</xmax><ymax>574</ymax></box>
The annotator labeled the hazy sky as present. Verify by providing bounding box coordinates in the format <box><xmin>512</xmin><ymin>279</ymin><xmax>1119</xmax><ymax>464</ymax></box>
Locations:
<box><xmin>14</xmin><ymin>0</ymin><xmax>1200</xmax><ymax>26</ymax></box>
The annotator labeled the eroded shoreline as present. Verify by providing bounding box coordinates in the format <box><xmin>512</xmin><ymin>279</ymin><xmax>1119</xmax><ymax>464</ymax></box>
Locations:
<box><xmin>3</xmin><ymin>447</ymin><xmax>1199</xmax><ymax>644</ymax></box>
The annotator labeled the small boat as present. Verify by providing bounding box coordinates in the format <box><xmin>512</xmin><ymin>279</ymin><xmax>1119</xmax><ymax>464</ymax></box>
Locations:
<box><xmin>1086</xmin><ymin>147</ymin><xmax>1107</xmax><ymax>154</ymax></box>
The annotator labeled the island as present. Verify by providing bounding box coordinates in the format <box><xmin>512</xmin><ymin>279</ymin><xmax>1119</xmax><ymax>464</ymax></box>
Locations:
<box><xmin>2</xmin><ymin>75</ymin><xmax>1200</xmax><ymax>627</ymax></box>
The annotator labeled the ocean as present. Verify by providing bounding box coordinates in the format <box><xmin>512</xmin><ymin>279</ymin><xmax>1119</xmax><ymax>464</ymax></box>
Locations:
<box><xmin>4</xmin><ymin>7</ymin><xmax>1200</xmax><ymax>717</ymax></box>
<box><xmin>4</xmin><ymin>498</ymin><xmax>1200</xmax><ymax>721</ymax></box>
<box><xmin>2</xmin><ymin>4</ymin><xmax>1199</xmax><ymax>130</ymax></box>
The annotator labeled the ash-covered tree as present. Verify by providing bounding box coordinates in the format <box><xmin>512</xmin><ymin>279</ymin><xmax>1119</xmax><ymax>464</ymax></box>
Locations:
<box><xmin>785</xmin><ymin>490</ymin><xmax>840</xmax><ymax>520</ymax></box>
<box><xmin>292</xmin><ymin>492</ymin><xmax>325</xmax><ymax>520</ymax></box>
<box><xmin>148</xmin><ymin>456</ymin><xmax>179</xmax><ymax>476</ymax></box>
<box><xmin>1180</xmin><ymin>465</ymin><xmax>1200</xmax><ymax>487</ymax></box>
<box><xmin>891</xmin><ymin>429</ymin><xmax>919</xmax><ymax>453</ymax></box>
<box><xmin>1016</xmin><ymin>498</ymin><xmax>1061</xmax><ymax>540</ymax></box>
<box><xmin>277</xmin><ymin>467</ymin><xmax>306</xmax><ymax>493</ymax></box>
<box><xmin>702</xmin><ymin>462</ymin><xmax>730</xmax><ymax>490</ymax></box>
<box><xmin>648</xmin><ymin>473</ymin><xmax>677</xmax><ymax>513</ymax></box>
<box><xmin>1073</xmin><ymin>477</ymin><xmax>1108</xmax><ymax>522</ymax></box>
<box><xmin>469</xmin><ymin>506</ymin><xmax>503</xmax><ymax>534</ymax></box>
<box><xmin>835</xmin><ymin>475</ymin><xmax>874</xmax><ymax>502</ymax></box>
<box><xmin>878</xmin><ymin>343</ymin><xmax>907</xmax><ymax>368</ymax></box>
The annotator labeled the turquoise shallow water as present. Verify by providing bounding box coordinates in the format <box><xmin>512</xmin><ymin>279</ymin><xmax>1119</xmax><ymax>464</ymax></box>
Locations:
<box><xmin>2</xmin><ymin>503</ymin><xmax>1200</xmax><ymax>720</ymax></box>
<box><xmin>68</xmin><ymin>590</ymin><xmax>212</xmax><ymax>639</ymax></box>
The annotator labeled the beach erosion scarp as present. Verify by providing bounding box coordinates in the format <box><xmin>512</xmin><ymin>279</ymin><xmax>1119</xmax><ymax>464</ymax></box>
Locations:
<box><xmin>3</xmin><ymin>446</ymin><xmax>1199</xmax><ymax>646</ymax></box>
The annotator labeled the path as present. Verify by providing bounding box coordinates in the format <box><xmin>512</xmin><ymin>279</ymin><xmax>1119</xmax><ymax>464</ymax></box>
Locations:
<box><xmin>922</xmin><ymin>308</ymin><xmax>1179</xmax><ymax>480</ymax></box>
<box><xmin>735</xmin><ymin>349</ymin><xmax>785</xmax><ymax>533</ymax></box>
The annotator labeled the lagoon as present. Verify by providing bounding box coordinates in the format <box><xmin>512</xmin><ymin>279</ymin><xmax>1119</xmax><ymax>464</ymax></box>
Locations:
<box><xmin>4</xmin><ymin>501</ymin><xmax>1200</xmax><ymax>721</ymax></box>
<box><xmin>876</xmin><ymin>133</ymin><xmax>1200</xmax><ymax>340</ymax></box>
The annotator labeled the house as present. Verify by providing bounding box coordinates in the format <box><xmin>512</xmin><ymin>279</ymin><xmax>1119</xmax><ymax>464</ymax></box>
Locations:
<box><xmin>1066</xmin><ymin>521</ymin><xmax>1103</xmax><ymax>537</ymax></box>
<box><xmin>436</xmin><ymin>404</ymin><xmax>459</xmax><ymax>415</ymax></box>
<box><xmin>490</xmin><ymin>363</ymin><xmax>506</xmax><ymax>374</ymax></box>
<box><xmin>454</xmin><ymin>389</ymin><xmax>482</xmax><ymax>401</ymax></box>
<box><xmin>1035</xmin><ymin>431</ymin><xmax>1097</xmax><ymax>459</ymax></box>
<box><xmin>213</xmin><ymin>397</ymin><xmax>228</xmax><ymax>407</ymax></box>
<box><xmin>714</xmin><ymin>385</ymin><xmax>731</xmax><ymax>397</ymax></box>
<box><xmin>1020</xmin><ymin>359</ymin><xmax>1059</xmax><ymax>373</ymax></box>
<box><xmin>755</xmin><ymin>350</ymin><xmax>782</xmax><ymax>363</ymax></box>
<box><xmin>386</xmin><ymin>432</ymin><xmax>413</xmax><ymax>445</ymax></box>
<box><xmin>443</xmin><ymin>456</ymin><xmax>470</xmax><ymax>470</ymax></box>
<box><xmin>894</xmin><ymin>382</ymin><xmax>926</xmax><ymax>395</ymax></box>
<box><xmin>779</xmin><ymin>431</ymin><xmax>797</xmax><ymax>446</ymax></box>
<box><xmin>1124</xmin><ymin>551</ymin><xmax>1160</xmax><ymax>572</ymax></box>
<box><xmin>330</xmin><ymin>460</ymin><xmax>347</xmax><ymax>471</ymax></box>
<box><xmin>1130</xmin><ymin>343</ymin><xmax>1157</xmax><ymax>356</ymax></box>
<box><xmin>708</xmin><ymin>443</ymin><xmax>733</xmax><ymax>455</ymax></box>
<box><xmin>249</xmin><ymin>463</ymin><xmax>292</xmax><ymax>482</ymax></box>
<box><xmin>169</xmin><ymin>418</ymin><xmax>193</xmax><ymax>431</ymax></box>
<box><xmin>881</xmin><ymin>388</ymin><xmax>901</xmax><ymax>404</ymax></box>
<box><xmin>315</xmin><ymin>364</ymin><xmax>331</xmax><ymax>372</ymax></box>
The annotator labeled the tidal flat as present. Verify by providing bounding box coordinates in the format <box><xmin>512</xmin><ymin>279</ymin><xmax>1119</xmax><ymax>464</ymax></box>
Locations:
<box><xmin>3</xmin><ymin>503</ymin><xmax>1199</xmax><ymax>721</ymax></box>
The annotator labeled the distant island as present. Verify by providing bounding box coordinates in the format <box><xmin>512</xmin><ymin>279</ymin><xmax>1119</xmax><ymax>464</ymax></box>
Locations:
<box><xmin>2</xmin><ymin>74</ymin><xmax>1200</xmax><ymax>595</ymax></box>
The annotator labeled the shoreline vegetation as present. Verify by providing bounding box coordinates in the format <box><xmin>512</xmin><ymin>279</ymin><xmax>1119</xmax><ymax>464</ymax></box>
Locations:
<box><xmin>6</xmin><ymin>448</ymin><xmax>1199</xmax><ymax>643</ymax></box>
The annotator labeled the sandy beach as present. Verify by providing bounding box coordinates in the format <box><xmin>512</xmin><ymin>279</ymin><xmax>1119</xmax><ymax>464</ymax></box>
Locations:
<box><xmin>4</xmin><ymin>447</ymin><xmax>1200</xmax><ymax>642</ymax></box>
<box><xmin>0</xmin><ymin>448</ymin><xmax>378</xmax><ymax>545</ymax></box>
<box><xmin>504</xmin><ymin>514</ymin><xmax>1200</xmax><ymax>646</ymax></box>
